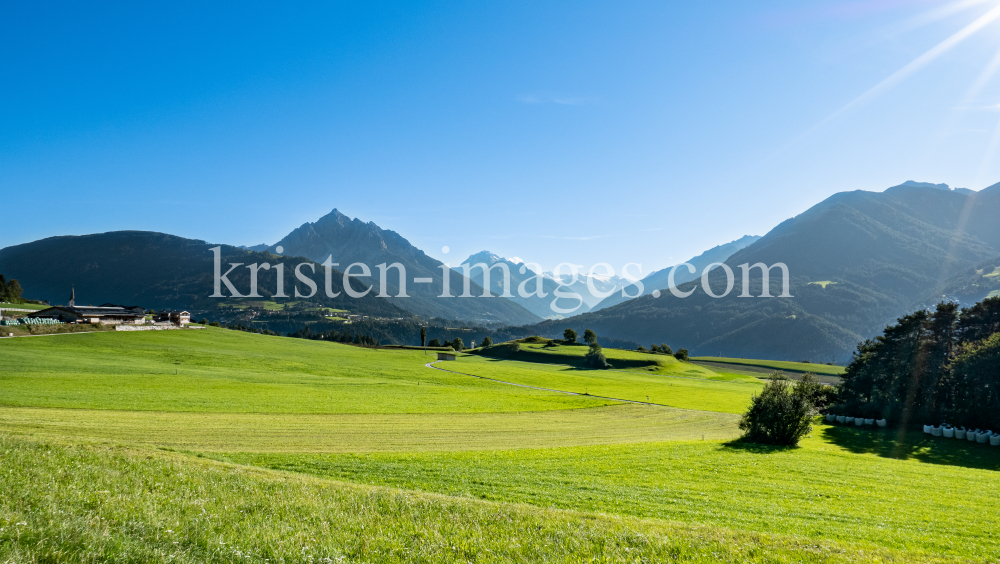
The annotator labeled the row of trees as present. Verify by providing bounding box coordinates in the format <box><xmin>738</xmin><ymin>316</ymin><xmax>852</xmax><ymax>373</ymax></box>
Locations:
<box><xmin>0</xmin><ymin>275</ymin><xmax>24</xmax><ymax>303</ymax></box>
<box><xmin>288</xmin><ymin>325</ymin><xmax>379</xmax><ymax>346</ymax></box>
<box><xmin>638</xmin><ymin>343</ymin><xmax>673</xmax><ymax>355</ymax></box>
<box><xmin>837</xmin><ymin>297</ymin><xmax>1000</xmax><ymax>429</ymax></box>
<box><xmin>427</xmin><ymin>337</ymin><xmax>466</xmax><ymax>350</ymax></box>
<box><xmin>636</xmin><ymin>343</ymin><xmax>689</xmax><ymax>361</ymax></box>
<box><xmin>421</xmin><ymin>326</ymin><xmax>494</xmax><ymax>351</ymax></box>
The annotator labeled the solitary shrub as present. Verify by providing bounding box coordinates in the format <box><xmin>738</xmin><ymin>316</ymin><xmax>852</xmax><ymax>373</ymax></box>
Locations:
<box><xmin>583</xmin><ymin>329</ymin><xmax>597</xmax><ymax>346</ymax></box>
<box><xmin>427</xmin><ymin>338</ymin><xmax>442</xmax><ymax>347</ymax></box>
<box><xmin>563</xmin><ymin>328</ymin><xmax>578</xmax><ymax>344</ymax></box>
<box><xmin>660</xmin><ymin>344</ymin><xmax>673</xmax><ymax>355</ymax></box>
<box><xmin>584</xmin><ymin>343</ymin><xmax>609</xmax><ymax>369</ymax></box>
<box><xmin>451</xmin><ymin>337</ymin><xmax>464</xmax><ymax>351</ymax></box>
<box><xmin>795</xmin><ymin>373</ymin><xmax>838</xmax><ymax>409</ymax></box>
<box><xmin>481</xmin><ymin>336</ymin><xmax>493</xmax><ymax>347</ymax></box>
<box><xmin>738</xmin><ymin>376</ymin><xmax>816</xmax><ymax>446</ymax></box>
<box><xmin>673</xmin><ymin>348</ymin><xmax>689</xmax><ymax>361</ymax></box>
<box><xmin>637</xmin><ymin>345</ymin><xmax>649</xmax><ymax>353</ymax></box>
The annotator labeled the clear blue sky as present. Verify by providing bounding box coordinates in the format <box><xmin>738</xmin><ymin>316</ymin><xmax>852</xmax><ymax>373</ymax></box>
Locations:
<box><xmin>3</xmin><ymin>0</ymin><xmax>999</xmax><ymax>274</ymax></box>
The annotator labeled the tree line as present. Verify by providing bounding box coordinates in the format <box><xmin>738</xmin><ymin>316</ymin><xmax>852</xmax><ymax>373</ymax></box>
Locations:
<box><xmin>836</xmin><ymin>297</ymin><xmax>1000</xmax><ymax>429</ymax></box>
<box><xmin>287</xmin><ymin>325</ymin><xmax>380</xmax><ymax>347</ymax></box>
<box><xmin>0</xmin><ymin>274</ymin><xmax>25</xmax><ymax>303</ymax></box>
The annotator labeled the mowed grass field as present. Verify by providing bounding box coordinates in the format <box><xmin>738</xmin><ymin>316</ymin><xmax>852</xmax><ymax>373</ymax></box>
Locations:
<box><xmin>2</xmin><ymin>329</ymin><xmax>999</xmax><ymax>562</ymax></box>
<box><xmin>2</xmin><ymin>434</ymin><xmax>937</xmax><ymax>564</ymax></box>
<box><xmin>446</xmin><ymin>355</ymin><xmax>762</xmax><ymax>414</ymax></box>
<box><xmin>691</xmin><ymin>356</ymin><xmax>846</xmax><ymax>376</ymax></box>
<box><xmin>0</xmin><ymin>302</ymin><xmax>51</xmax><ymax>311</ymax></box>
<box><xmin>0</xmin><ymin>329</ymin><xmax>737</xmax><ymax>451</ymax></box>
<box><xmin>0</xmin><ymin>329</ymin><xmax>615</xmax><ymax>414</ymax></box>
<box><xmin>222</xmin><ymin>426</ymin><xmax>1000</xmax><ymax>561</ymax></box>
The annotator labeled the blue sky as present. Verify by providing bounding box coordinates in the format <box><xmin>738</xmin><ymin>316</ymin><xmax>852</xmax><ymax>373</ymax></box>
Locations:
<box><xmin>2</xmin><ymin>0</ymin><xmax>1000</xmax><ymax>274</ymax></box>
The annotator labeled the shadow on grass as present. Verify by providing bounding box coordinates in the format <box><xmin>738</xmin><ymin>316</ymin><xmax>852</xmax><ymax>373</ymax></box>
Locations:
<box><xmin>819</xmin><ymin>423</ymin><xmax>1000</xmax><ymax>472</ymax></box>
<box><xmin>720</xmin><ymin>438</ymin><xmax>801</xmax><ymax>454</ymax></box>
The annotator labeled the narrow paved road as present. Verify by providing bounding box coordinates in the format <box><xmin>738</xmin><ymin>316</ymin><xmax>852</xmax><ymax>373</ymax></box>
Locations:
<box><xmin>425</xmin><ymin>360</ymin><xmax>672</xmax><ymax>407</ymax></box>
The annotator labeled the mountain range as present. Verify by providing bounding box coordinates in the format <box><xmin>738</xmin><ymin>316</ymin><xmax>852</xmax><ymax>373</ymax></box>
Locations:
<box><xmin>458</xmin><ymin>236</ymin><xmax>760</xmax><ymax>319</ymax></box>
<box><xmin>588</xmin><ymin>235</ymin><xmax>762</xmax><ymax>313</ymax></box>
<box><xmin>3</xmin><ymin>180</ymin><xmax>998</xmax><ymax>361</ymax></box>
<box><xmin>265</xmin><ymin>209</ymin><xmax>540</xmax><ymax>325</ymax></box>
<box><xmin>0</xmin><ymin>231</ymin><xmax>409</xmax><ymax>318</ymax></box>
<box><xmin>513</xmin><ymin>180</ymin><xmax>1000</xmax><ymax>362</ymax></box>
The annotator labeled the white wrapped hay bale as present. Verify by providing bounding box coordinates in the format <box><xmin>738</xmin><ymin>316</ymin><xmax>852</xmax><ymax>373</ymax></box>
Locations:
<box><xmin>876</xmin><ymin>419</ymin><xmax>887</xmax><ymax>427</ymax></box>
<box><xmin>846</xmin><ymin>417</ymin><xmax>855</xmax><ymax>424</ymax></box>
<box><xmin>943</xmin><ymin>427</ymin><xmax>954</xmax><ymax>438</ymax></box>
<box><xmin>837</xmin><ymin>416</ymin><xmax>846</xmax><ymax>423</ymax></box>
<box><xmin>864</xmin><ymin>418</ymin><xmax>874</xmax><ymax>425</ymax></box>
<box><xmin>826</xmin><ymin>414</ymin><xmax>836</xmax><ymax>422</ymax></box>
<box><xmin>968</xmin><ymin>430</ymin><xmax>979</xmax><ymax>442</ymax></box>
<box><xmin>932</xmin><ymin>426</ymin><xmax>943</xmax><ymax>437</ymax></box>
<box><xmin>991</xmin><ymin>435</ymin><xmax>1000</xmax><ymax>447</ymax></box>
<box><xmin>855</xmin><ymin>417</ymin><xmax>864</xmax><ymax>426</ymax></box>
<box><xmin>976</xmin><ymin>432</ymin><xmax>989</xmax><ymax>444</ymax></box>
<box><xmin>923</xmin><ymin>425</ymin><xmax>933</xmax><ymax>434</ymax></box>
<box><xmin>955</xmin><ymin>428</ymin><xmax>967</xmax><ymax>440</ymax></box>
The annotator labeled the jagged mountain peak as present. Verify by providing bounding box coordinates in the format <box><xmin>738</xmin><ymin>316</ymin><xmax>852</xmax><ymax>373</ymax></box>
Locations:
<box><xmin>462</xmin><ymin>251</ymin><xmax>508</xmax><ymax>266</ymax></box>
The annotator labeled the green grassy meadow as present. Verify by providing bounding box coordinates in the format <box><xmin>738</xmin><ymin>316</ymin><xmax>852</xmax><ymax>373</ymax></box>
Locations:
<box><xmin>446</xmin><ymin>355</ymin><xmax>762</xmax><ymax>414</ymax></box>
<box><xmin>1</xmin><ymin>328</ymin><xmax>998</xmax><ymax>562</ymax></box>
<box><xmin>1</xmin><ymin>434</ymin><xmax>940</xmax><ymax>564</ymax></box>
<box><xmin>0</xmin><ymin>329</ymin><xmax>612</xmax><ymax>414</ymax></box>
<box><xmin>221</xmin><ymin>426</ymin><xmax>1000</xmax><ymax>561</ymax></box>
<box><xmin>690</xmin><ymin>356</ymin><xmax>846</xmax><ymax>376</ymax></box>
<box><xmin>0</xmin><ymin>302</ymin><xmax>50</xmax><ymax>311</ymax></box>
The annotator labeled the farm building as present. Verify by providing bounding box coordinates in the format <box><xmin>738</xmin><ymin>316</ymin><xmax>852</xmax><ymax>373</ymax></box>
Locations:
<box><xmin>437</xmin><ymin>352</ymin><xmax>457</xmax><ymax>361</ymax></box>
<box><xmin>28</xmin><ymin>305</ymin><xmax>146</xmax><ymax>325</ymax></box>
<box><xmin>155</xmin><ymin>310</ymin><xmax>191</xmax><ymax>326</ymax></box>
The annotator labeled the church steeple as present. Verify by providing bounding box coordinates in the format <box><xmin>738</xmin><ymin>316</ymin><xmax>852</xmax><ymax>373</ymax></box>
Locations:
<box><xmin>69</xmin><ymin>286</ymin><xmax>75</xmax><ymax>308</ymax></box>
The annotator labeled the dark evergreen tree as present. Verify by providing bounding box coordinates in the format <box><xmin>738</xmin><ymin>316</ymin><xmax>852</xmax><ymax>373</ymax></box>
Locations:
<box><xmin>481</xmin><ymin>336</ymin><xmax>493</xmax><ymax>347</ymax></box>
<box><xmin>958</xmin><ymin>296</ymin><xmax>1000</xmax><ymax>344</ymax></box>
<box><xmin>420</xmin><ymin>325</ymin><xmax>427</xmax><ymax>347</ymax></box>
<box><xmin>946</xmin><ymin>332</ymin><xmax>1000</xmax><ymax>429</ymax></box>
